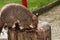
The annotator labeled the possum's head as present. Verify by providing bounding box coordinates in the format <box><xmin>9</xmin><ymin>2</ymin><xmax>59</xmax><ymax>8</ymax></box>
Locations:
<box><xmin>30</xmin><ymin>14</ymin><xmax>38</xmax><ymax>29</ymax></box>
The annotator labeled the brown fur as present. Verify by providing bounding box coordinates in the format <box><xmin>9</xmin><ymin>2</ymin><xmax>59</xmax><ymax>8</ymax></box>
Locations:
<box><xmin>0</xmin><ymin>17</ymin><xmax>4</xmax><ymax>33</ymax></box>
<box><xmin>0</xmin><ymin>3</ymin><xmax>38</xmax><ymax>33</ymax></box>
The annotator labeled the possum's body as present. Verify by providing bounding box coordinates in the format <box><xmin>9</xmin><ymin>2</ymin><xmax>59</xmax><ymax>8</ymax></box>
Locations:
<box><xmin>0</xmin><ymin>3</ymin><xmax>38</xmax><ymax>32</ymax></box>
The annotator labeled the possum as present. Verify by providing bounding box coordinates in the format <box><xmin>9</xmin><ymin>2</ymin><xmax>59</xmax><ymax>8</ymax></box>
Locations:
<box><xmin>0</xmin><ymin>3</ymin><xmax>38</xmax><ymax>33</ymax></box>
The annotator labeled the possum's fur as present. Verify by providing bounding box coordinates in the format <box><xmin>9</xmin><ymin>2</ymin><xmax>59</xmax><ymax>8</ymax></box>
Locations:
<box><xmin>0</xmin><ymin>3</ymin><xmax>38</xmax><ymax>33</ymax></box>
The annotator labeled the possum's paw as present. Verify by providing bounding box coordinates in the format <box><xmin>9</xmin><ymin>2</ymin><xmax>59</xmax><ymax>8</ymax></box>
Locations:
<box><xmin>12</xmin><ymin>24</ymin><xmax>15</xmax><ymax>28</ymax></box>
<box><xmin>29</xmin><ymin>24</ymin><xmax>34</xmax><ymax>28</ymax></box>
<box><xmin>19</xmin><ymin>26</ymin><xmax>25</xmax><ymax>32</ymax></box>
<box><xmin>19</xmin><ymin>26</ymin><xmax>24</xmax><ymax>30</ymax></box>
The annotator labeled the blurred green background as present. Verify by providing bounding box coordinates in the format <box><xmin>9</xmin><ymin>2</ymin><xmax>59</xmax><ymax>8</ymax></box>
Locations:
<box><xmin>0</xmin><ymin>0</ymin><xmax>55</xmax><ymax>11</ymax></box>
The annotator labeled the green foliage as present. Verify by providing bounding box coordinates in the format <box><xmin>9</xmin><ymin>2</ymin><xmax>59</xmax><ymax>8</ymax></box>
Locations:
<box><xmin>0</xmin><ymin>0</ymin><xmax>55</xmax><ymax>10</ymax></box>
<box><xmin>27</xmin><ymin>0</ymin><xmax>55</xmax><ymax>11</ymax></box>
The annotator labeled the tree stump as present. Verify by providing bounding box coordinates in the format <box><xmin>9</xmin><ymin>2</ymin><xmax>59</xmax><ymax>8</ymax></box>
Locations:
<box><xmin>8</xmin><ymin>26</ymin><xmax>51</xmax><ymax>40</ymax></box>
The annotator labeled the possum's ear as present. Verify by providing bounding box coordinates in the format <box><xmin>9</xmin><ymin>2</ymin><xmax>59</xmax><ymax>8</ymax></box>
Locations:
<box><xmin>35</xmin><ymin>13</ymin><xmax>39</xmax><ymax>17</ymax></box>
